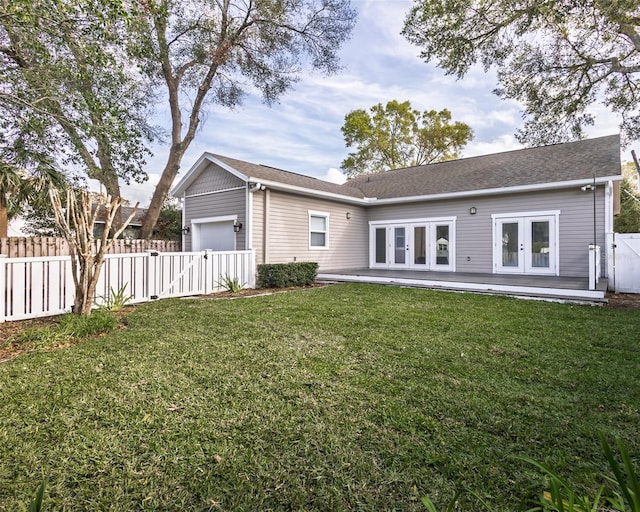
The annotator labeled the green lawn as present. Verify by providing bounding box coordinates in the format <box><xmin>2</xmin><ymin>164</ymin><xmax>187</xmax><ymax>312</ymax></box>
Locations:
<box><xmin>1</xmin><ymin>283</ymin><xmax>639</xmax><ymax>511</ymax></box>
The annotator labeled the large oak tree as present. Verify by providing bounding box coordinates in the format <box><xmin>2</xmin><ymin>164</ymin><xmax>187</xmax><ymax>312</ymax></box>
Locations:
<box><xmin>402</xmin><ymin>0</ymin><xmax>640</xmax><ymax>145</ymax></box>
<box><xmin>1</xmin><ymin>0</ymin><xmax>154</xmax><ymax>232</ymax></box>
<box><xmin>1</xmin><ymin>0</ymin><xmax>356</xmax><ymax>238</ymax></box>
<box><xmin>135</xmin><ymin>0</ymin><xmax>356</xmax><ymax>238</ymax></box>
<box><xmin>340</xmin><ymin>100</ymin><xmax>473</xmax><ymax>177</ymax></box>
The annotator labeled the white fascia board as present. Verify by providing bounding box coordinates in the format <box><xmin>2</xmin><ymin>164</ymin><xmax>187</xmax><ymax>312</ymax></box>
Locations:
<box><xmin>249</xmin><ymin>178</ymin><xmax>369</xmax><ymax>205</ymax></box>
<box><xmin>368</xmin><ymin>175</ymin><xmax>624</xmax><ymax>205</ymax></box>
<box><xmin>170</xmin><ymin>153</ymin><xmax>249</xmax><ymax>197</ymax></box>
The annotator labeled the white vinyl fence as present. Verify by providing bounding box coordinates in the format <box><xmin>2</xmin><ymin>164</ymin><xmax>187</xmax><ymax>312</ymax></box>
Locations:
<box><xmin>611</xmin><ymin>233</ymin><xmax>640</xmax><ymax>293</ymax></box>
<box><xmin>1</xmin><ymin>250</ymin><xmax>255</xmax><ymax>323</ymax></box>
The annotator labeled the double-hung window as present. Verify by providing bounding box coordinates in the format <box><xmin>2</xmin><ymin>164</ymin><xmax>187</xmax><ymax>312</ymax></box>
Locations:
<box><xmin>309</xmin><ymin>211</ymin><xmax>329</xmax><ymax>249</ymax></box>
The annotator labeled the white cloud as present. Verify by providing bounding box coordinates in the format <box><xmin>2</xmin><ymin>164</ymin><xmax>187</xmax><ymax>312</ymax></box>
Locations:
<box><xmin>322</xmin><ymin>168</ymin><xmax>347</xmax><ymax>184</ymax></box>
<box><xmin>114</xmin><ymin>0</ymin><xmax>626</xmax><ymax>206</ymax></box>
<box><xmin>467</xmin><ymin>134</ymin><xmax>523</xmax><ymax>157</ymax></box>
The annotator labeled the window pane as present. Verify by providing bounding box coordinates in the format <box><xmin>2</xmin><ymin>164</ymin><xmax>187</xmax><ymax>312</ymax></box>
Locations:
<box><xmin>310</xmin><ymin>215</ymin><xmax>326</xmax><ymax>231</ymax></box>
<box><xmin>435</xmin><ymin>225</ymin><xmax>449</xmax><ymax>265</ymax></box>
<box><xmin>310</xmin><ymin>232</ymin><xmax>326</xmax><ymax>247</ymax></box>
<box><xmin>375</xmin><ymin>228</ymin><xmax>386</xmax><ymax>264</ymax></box>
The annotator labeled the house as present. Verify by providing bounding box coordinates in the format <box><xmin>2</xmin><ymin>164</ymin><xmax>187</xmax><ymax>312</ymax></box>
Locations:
<box><xmin>93</xmin><ymin>205</ymin><xmax>146</xmax><ymax>239</ymax></box>
<box><xmin>171</xmin><ymin>135</ymin><xmax>622</xmax><ymax>294</ymax></box>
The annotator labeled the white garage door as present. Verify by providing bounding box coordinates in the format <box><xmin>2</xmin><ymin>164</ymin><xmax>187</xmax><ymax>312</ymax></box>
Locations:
<box><xmin>194</xmin><ymin>221</ymin><xmax>235</xmax><ymax>251</ymax></box>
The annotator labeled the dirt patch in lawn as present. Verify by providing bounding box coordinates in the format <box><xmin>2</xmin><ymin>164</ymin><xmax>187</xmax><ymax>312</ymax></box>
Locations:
<box><xmin>193</xmin><ymin>282</ymin><xmax>330</xmax><ymax>300</ymax></box>
<box><xmin>605</xmin><ymin>292</ymin><xmax>640</xmax><ymax>310</ymax></box>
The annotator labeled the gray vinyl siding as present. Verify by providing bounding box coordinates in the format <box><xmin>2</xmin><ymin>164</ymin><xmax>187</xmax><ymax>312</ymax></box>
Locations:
<box><xmin>183</xmin><ymin>188</ymin><xmax>247</xmax><ymax>251</ymax></box>
<box><xmin>251</xmin><ymin>190</ymin><xmax>264</xmax><ymax>264</ymax></box>
<box><xmin>367</xmin><ymin>188</ymin><xmax>605</xmax><ymax>278</ymax></box>
<box><xmin>186</xmin><ymin>162</ymin><xmax>244</xmax><ymax>195</ymax></box>
<box><xmin>263</xmin><ymin>190</ymin><xmax>368</xmax><ymax>270</ymax></box>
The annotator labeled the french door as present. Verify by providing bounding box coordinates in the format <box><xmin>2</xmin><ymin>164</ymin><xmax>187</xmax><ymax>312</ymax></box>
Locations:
<box><xmin>371</xmin><ymin>220</ymin><xmax>454</xmax><ymax>271</ymax></box>
<box><xmin>493</xmin><ymin>213</ymin><xmax>558</xmax><ymax>275</ymax></box>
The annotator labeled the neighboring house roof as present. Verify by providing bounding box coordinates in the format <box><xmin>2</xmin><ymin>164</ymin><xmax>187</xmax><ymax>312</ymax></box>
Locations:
<box><xmin>93</xmin><ymin>205</ymin><xmax>145</xmax><ymax>226</ymax></box>
<box><xmin>172</xmin><ymin>135</ymin><xmax>622</xmax><ymax>203</ymax></box>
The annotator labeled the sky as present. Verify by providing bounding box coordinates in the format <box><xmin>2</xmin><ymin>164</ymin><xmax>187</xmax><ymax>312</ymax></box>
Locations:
<box><xmin>115</xmin><ymin>0</ymin><xmax>628</xmax><ymax>207</ymax></box>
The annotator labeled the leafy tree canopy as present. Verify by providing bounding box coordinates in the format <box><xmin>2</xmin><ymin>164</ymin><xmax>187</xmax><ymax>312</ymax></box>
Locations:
<box><xmin>1</xmin><ymin>0</ymin><xmax>356</xmax><ymax>238</ymax></box>
<box><xmin>153</xmin><ymin>197</ymin><xmax>182</xmax><ymax>242</ymax></box>
<box><xmin>0</xmin><ymin>0</ymin><xmax>155</xmax><ymax>217</ymax></box>
<box><xmin>340</xmin><ymin>100</ymin><xmax>473</xmax><ymax>177</ymax></box>
<box><xmin>615</xmin><ymin>161</ymin><xmax>640</xmax><ymax>232</ymax></box>
<box><xmin>134</xmin><ymin>0</ymin><xmax>357</xmax><ymax>238</ymax></box>
<box><xmin>0</xmin><ymin>160</ymin><xmax>68</xmax><ymax>236</ymax></box>
<box><xmin>615</xmin><ymin>178</ymin><xmax>640</xmax><ymax>232</ymax></box>
<box><xmin>402</xmin><ymin>0</ymin><xmax>640</xmax><ymax>146</ymax></box>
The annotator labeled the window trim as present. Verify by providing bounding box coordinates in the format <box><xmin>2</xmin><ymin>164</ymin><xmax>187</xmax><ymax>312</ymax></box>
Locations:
<box><xmin>308</xmin><ymin>210</ymin><xmax>330</xmax><ymax>250</ymax></box>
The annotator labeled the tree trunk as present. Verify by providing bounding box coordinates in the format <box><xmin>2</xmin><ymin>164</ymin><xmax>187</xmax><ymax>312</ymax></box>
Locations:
<box><xmin>140</xmin><ymin>148</ymin><xmax>183</xmax><ymax>239</ymax></box>
<box><xmin>0</xmin><ymin>195</ymin><xmax>8</xmax><ymax>238</ymax></box>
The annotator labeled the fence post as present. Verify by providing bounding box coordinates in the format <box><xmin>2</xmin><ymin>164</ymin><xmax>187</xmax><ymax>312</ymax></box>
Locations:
<box><xmin>248</xmin><ymin>250</ymin><xmax>256</xmax><ymax>289</ymax></box>
<box><xmin>203</xmin><ymin>250</ymin><xmax>212</xmax><ymax>295</ymax></box>
<box><xmin>0</xmin><ymin>255</ymin><xmax>6</xmax><ymax>323</ymax></box>
<box><xmin>589</xmin><ymin>244</ymin><xmax>600</xmax><ymax>290</ymax></box>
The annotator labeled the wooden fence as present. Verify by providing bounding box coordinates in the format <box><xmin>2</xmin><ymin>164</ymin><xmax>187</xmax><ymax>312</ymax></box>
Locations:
<box><xmin>0</xmin><ymin>237</ymin><xmax>180</xmax><ymax>258</ymax></box>
<box><xmin>1</xmin><ymin>250</ymin><xmax>256</xmax><ymax>322</ymax></box>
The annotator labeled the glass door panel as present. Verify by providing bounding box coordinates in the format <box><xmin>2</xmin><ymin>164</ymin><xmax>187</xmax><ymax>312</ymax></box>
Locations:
<box><xmin>375</xmin><ymin>227</ymin><xmax>387</xmax><ymax>265</ymax></box>
<box><xmin>413</xmin><ymin>226</ymin><xmax>427</xmax><ymax>266</ymax></box>
<box><xmin>501</xmin><ymin>222</ymin><xmax>521</xmax><ymax>268</ymax></box>
<box><xmin>529</xmin><ymin>221</ymin><xmax>550</xmax><ymax>268</ymax></box>
<box><xmin>435</xmin><ymin>225</ymin><xmax>450</xmax><ymax>266</ymax></box>
<box><xmin>394</xmin><ymin>226</ymin><xmax>406</xmax><ymax>265</ymax></box>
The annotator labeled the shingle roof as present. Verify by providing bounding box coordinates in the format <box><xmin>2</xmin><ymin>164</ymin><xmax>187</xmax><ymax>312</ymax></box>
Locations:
<box><xmin>93</xmin><ymin>205</ymin><xmax>145</xmax><ymax>225</ymax></box>
<box><xmin>343</xmin><ymin>134</ymin><xmax>621</xmax><ymax>199</ymax></box>
<box><xmin>211</xmin><ymin>154</ymin><xmax>365</xmax><ymax>199</ymax></box>
<box><xmin>175</xmin><ymin>135</ymin><xmax>620</xmax><ymax>202</ymax></box>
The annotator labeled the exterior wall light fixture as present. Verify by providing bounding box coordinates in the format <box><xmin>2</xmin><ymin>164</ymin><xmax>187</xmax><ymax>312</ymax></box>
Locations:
<box><xmin>469</xmin><ymin>207</ymin><xmax>477</xmax><ymax>215</ymax></box>
<box><xmin>182</xmin><ymin>225</ymin><xmax>191</xmax><ymax>235</ymax></box>
<box><xmin>233</xmin><ymin>220</ymin><xmax>243</xmax><ymax>233</ymax></box>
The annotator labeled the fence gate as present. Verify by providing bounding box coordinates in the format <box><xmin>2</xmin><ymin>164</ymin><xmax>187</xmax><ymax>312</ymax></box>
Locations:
<box><xmin>614</xmin><ymin>233</ymin><xmax>640</xmax><ymax>293</ymax></box>
<box><xmin>148</xmin><ymin>252</ymin><xmax>205</xmax><ymax>300</ymax></box>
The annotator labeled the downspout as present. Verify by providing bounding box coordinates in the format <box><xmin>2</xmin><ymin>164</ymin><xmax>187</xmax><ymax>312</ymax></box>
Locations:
<box><xmin>605</xmin><ymin>180</ymin><xmax>614</xmax><ymax>287</ymax></box>
<box><xmin>246</xmin><ymin>183</ymin><xmax>252</xmax><ymax>251</ymax></box>
<box><xmin>264</xmin><ymin>189</ymin><xmax>270</xmax><ymax>264</ymax></box>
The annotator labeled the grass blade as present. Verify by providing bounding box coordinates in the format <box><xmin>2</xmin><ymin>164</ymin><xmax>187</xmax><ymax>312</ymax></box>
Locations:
<box><xmin>600</xmin><ymin>434</ymin><xmax>634</xmax><ymax>508</ymax></box>
<box><xmin>28</xmin><ymin>480</ymin><xmax>46</xmax><ymax>512</ymax></box>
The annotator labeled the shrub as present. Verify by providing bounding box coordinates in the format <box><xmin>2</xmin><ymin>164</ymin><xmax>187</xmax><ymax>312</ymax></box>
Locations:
<box><xmin>57</xmin><ymin>310</ymin><xmax>118</xmax><ymax>338</ymax></box>
<box><xmin>217</xmin><ymin>273</ymin><xmax>245</xmax><ymax>293</ymax></box>
<box><xmin>97</xmin><ymin>284</ymin><xmax>133</xmax><ymax>312</ymax></box>
<box><xmin>257</xmin><ymin>262</ymin><xmax>319</xmax><ymax>288</ymax></box>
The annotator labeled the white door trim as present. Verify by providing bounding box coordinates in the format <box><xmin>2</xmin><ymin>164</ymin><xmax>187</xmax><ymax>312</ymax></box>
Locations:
<box><xmin>492</xmin><ymin>211</ymin><xmax>560</xmax><ymax>275</ymax></box>
<box><xmin>369</xmin><ymin>218</ymin><xmax>456</xmax><ymax>271</ymax></box>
